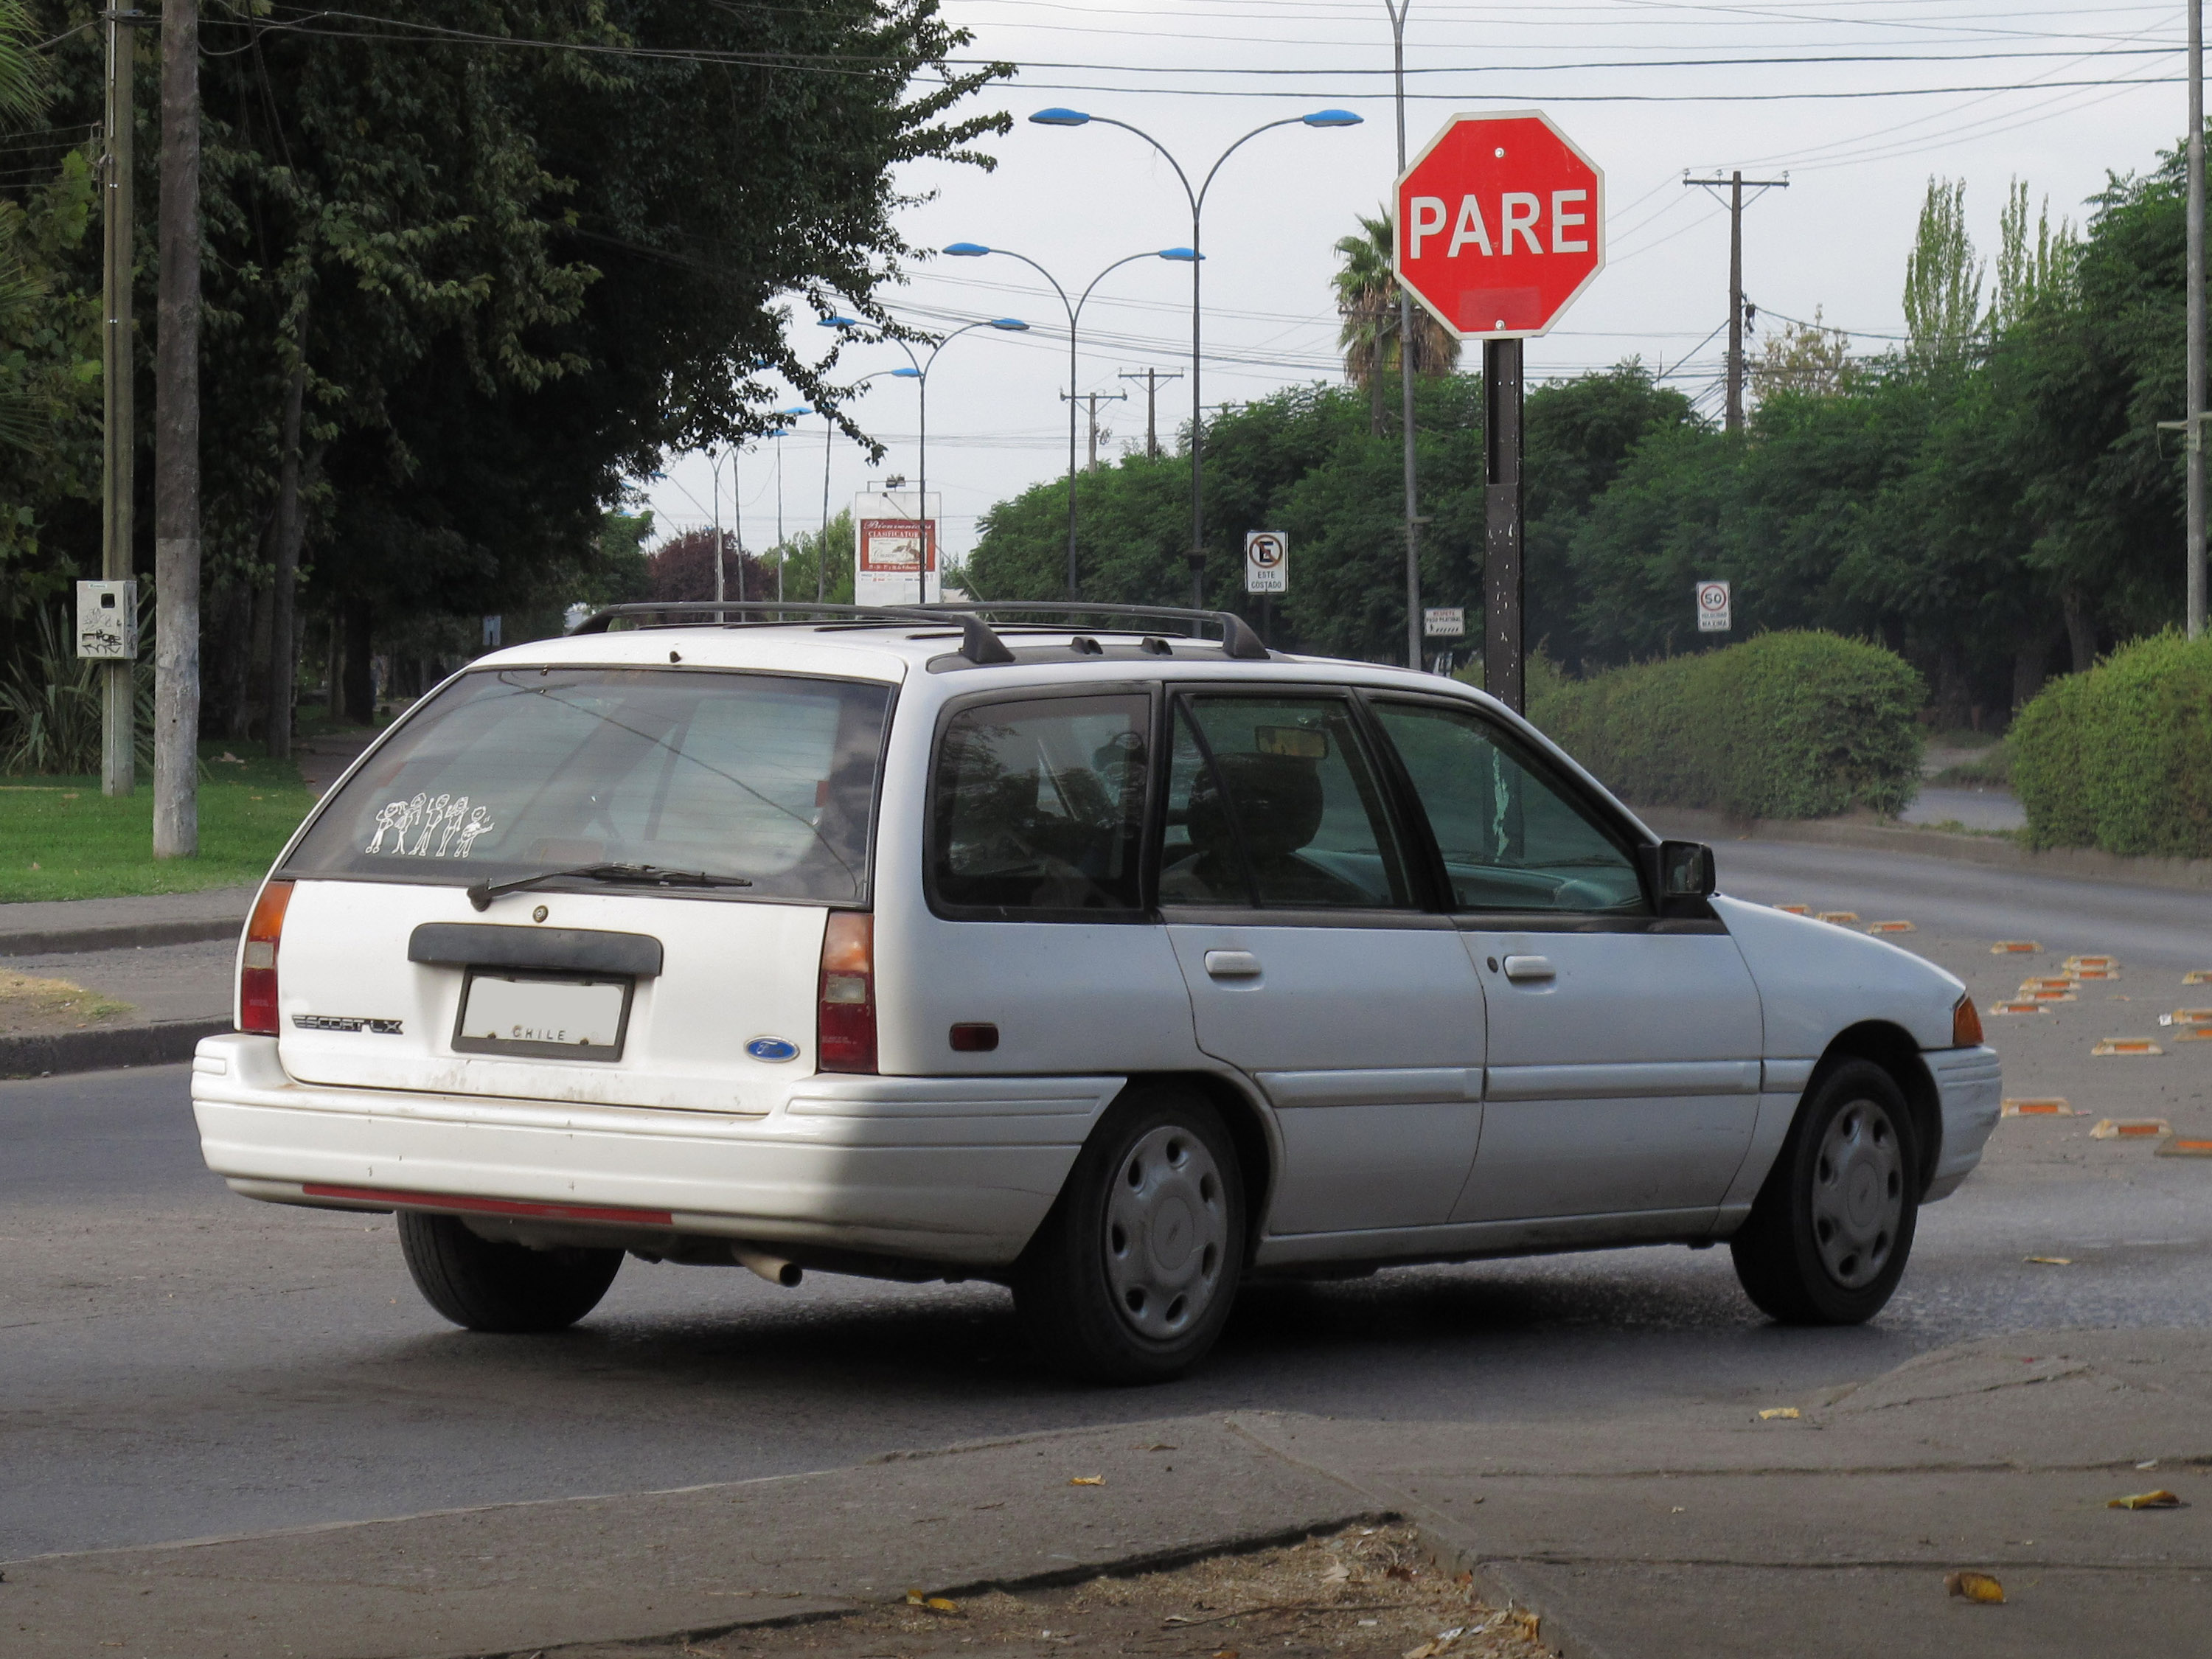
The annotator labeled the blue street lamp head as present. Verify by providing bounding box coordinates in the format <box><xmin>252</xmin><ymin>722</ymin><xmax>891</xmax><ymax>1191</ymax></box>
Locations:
<box><xmin>1303</xmin><ymin>109</ymin><xmax>1363</xmax><ymax>127</ymax></box>
<box><xmin>891</xmin><ymin>366</ymin><xmax>922</xmax><ymax>378</ymax></box>
<box><xmin>820</xmin><ymin>315</ymin><xmax>862</xmax><ymax>330</ymax></box>
<box><xmin>989</xmin><ymin>317</ymin><xmax>1029</xmax><ymax>331</ymax></box>
<box><xmin>943</xmin><ymin>242</ymin><xmax>991</xmax><ymax>257</ymax></box>
<box><xmin>1158</xmin><ymin>247</ymin><xmax>1203</xmax><ymax>262</ymax></box>
<box><xmin>1029</xmin><ymin>107</ymin><xmax>1091</xmax><ymax>126</ymax></box>
<box><xmin>779</xmin><ymin>405</ymin><xmax>810</xmax><ymax>416</ymax></box>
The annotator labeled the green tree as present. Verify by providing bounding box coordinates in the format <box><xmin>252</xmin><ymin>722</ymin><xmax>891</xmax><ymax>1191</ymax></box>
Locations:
<box><xmin>1903</xmin><ymin>177</ymin><xmax>1986</xmax><ymax>366</ymax></box>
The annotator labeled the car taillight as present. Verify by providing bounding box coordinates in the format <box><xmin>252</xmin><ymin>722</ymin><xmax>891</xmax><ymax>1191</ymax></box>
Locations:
<box><xmin>239</xmin><ymin>880</ymin><xmax>293</xmax><ymax>1035</ymax></box>
<box><xmin>1952</xmin><ymin>992</ymin><xmax>1983</xmax><ymax>1048</ymax></box>
<box><xmin>818</xmin><ymin>911</ymin><xmax>876</xmax><ymax>1074</ymax></box>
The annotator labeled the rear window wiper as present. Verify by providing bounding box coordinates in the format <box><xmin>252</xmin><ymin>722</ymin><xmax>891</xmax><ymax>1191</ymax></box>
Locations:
<box><xmin>467</xmin><ymin>862</ymin><xmax>753</xmax><ymax>911</ymax></box>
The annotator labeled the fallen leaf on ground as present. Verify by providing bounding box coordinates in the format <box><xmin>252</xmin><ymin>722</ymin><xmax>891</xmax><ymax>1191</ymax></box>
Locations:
<box><xmin>1385</xmin><ymin>1563</ymin><xmax>1416</xmax><ymax>1581</ymax></box>
<box><xmin>1944</xmin><ymin>1571</ymin><xmax>2005</xmax><ymax>1603</ymax></box>
<box><xmin>2107</xmin><ymin>1489</ymin><xmax>2184</xmax><ymax>1509</ymax></box>
<box><xmin>1320</xmin><ymin>1562</ymin><xmax>1351</xmax><ymax>1583</ymax></box>
<box><xmin>1758</xmin><ymin>1407</ymin><xmax>1801</xmax><ymax>1420</ymax></box>
<box><xmin>905</xmin><ymin>1589</ymin><xmax>961</xmax><ymax>1613</ymax></box>
<box><xmin>1068</xmin><ymin>1475</ymin><xmax>1105</xmax><ymax>1486</ymax></box>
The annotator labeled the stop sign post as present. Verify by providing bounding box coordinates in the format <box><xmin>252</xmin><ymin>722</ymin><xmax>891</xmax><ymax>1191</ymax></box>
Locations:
<box><xmin>1394</xmin><ymin>111</ymin><xmax>1603</xmax><ymax>712</ymax></box>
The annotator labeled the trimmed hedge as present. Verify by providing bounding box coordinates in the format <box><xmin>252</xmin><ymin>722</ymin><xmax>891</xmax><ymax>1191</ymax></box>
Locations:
<box><xmin>2012</xmin><ymin>630</ymin><xmax>2212</xmax><ymax>857</ymax></box>
<box><xmin>1523</xmin><ymin>631</ymin><xmax>1924</xmax><ymax>820</ymax></box>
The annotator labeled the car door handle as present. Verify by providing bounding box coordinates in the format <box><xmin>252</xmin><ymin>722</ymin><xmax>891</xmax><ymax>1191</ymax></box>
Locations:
<box><xmin>1203</xmin><ymin>950</ymin><xmax>1262</xmax><ymax>979</ymax></box>
<box><xmin>1502</xmin><ymin>954</ymin><xmax>1556</xmax><ymax>983</ymax></box>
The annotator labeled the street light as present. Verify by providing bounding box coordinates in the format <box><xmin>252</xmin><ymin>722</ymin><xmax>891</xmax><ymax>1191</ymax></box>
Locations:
<box><xmin>821</xmin><ymin>313</ymin><xmax>1027</xmax><ymax>602</ymax></box>
<box><xmin>1030</xmin><ymin>108</ymin><xmax>1362</xmax><ymax>608</ymax></box>
<box><xmin>947</xmin><ymin>243</ymin><xmax>1190</xmax><ymax>601</ymax></box>
<box><xmin>768</xmin><ymin>406</ymin><xmax>808</xmax><ymax>600</ymax></box>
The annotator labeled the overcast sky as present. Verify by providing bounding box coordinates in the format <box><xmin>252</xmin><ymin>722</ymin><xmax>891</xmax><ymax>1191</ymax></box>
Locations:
<box><xmin>641</xmin><ymin>1</ymin><xmax>2185</xmax><ymax>568</ymax></box>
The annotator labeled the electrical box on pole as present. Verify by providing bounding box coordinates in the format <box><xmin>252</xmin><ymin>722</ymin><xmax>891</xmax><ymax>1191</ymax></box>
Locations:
<box><xmin>1394</xmin><ymin>109</ymin><xmax>1605</xmax><ymax>714</ymax></box>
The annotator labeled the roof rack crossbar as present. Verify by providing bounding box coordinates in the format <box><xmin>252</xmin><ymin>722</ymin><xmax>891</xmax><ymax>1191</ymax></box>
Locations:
<box><xmin>567</xmin><ymin>599</ymin><xmax>1267</xmax><ymax>665</ymax></box>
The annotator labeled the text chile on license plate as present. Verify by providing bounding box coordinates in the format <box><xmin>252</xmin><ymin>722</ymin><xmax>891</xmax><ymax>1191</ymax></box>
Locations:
<box><xmin>453</xmin><ymin>969</ymin><xmax>633</xmax><ymax>1061</ymax></box>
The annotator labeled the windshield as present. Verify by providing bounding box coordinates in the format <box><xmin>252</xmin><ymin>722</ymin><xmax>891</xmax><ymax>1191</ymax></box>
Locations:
<box><xmin>283</xmin><ymin>667</ymin><xmax>894</xmax><ymax>903</ymax></box>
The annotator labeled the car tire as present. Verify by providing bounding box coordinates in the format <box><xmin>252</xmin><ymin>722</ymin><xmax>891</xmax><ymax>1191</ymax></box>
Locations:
<box><xmin>397</xmin><ymin>1211</ymin><xmax>623</xmax><ymax>1333</ymax></box>
<box><xmin>1014</xmin><ymin>1085</ymin><xmax>1246</xmax><ymax>1385</ymax></box>
<box><xmin>1731</xmin><ymin>1058</ymin><xmax>1920</xmax><ymax>1325</ymax></box>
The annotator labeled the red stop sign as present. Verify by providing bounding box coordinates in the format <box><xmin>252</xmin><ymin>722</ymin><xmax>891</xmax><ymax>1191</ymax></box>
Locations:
<box><xmin>1394</xmin><ymin>110</ymin><xmax>1604</xmax><ymax>339</ymax></box>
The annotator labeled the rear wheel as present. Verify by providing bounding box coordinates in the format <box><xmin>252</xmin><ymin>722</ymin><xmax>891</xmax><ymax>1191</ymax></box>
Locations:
<box><xmin>1731</xmin><ymin>1058</ymin><xmax>1919</xmax><ymax>1325</ymax></box>
<box><xmin>1015</xmin><ymin>1085</ymin><xmax>1245</xmax><ymax>1384</ymax></box>
<box><xmin>397</xmin><ymin>1211</ymin><xmax>622</xmax><ymax>1332</ymax></box>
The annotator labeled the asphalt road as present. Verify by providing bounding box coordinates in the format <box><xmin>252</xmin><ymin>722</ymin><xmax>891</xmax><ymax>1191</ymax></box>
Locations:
<box><xmin>6</xmin><ymin>838</ymin><xmax>2208</xmax><ymax>1563</ymax></box>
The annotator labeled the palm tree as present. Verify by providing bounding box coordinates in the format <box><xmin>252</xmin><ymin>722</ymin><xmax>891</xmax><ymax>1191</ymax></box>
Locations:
<box><xmin>1332</xmin><ymin>207</ymin><xmax>1460</xmax><ymax>434</ymax></box>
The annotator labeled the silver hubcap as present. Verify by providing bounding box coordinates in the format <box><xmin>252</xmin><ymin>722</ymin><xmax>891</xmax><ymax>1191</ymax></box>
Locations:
<box><xmin>1811</xmin><ymin>1098</ymin><xmax>1904</xmax><ymax>1289</ymax></box>
<box><xmin>1104</xmin><ymin>1124</ymin><xmax>1228</xmax><ymax>1341</ymax></box>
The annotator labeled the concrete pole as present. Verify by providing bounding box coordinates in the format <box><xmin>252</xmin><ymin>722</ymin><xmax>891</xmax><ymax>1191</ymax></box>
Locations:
<box><xmin>1726</xmin><ymin>170</ymin><xmax>1745</xmax><ymax>434</ymax></box>
<box><xmin>1389</xmin><ymin>0</ymin><xmax>1422</xmax><ymax>670</ymax></box>
<box><xmin>100</xmin><ymin>7</ymin><xmax>136</xmax><ymax>798</ymax></box>
<box><xmin>152</xmin><ymin>0</ymin><xmax>200</xmax><ymax>858</ymax></box>
<box><xmin>2189</xmin><ymin>0</ymin><xmax>2206</xmax><ymax>640</ymax></box>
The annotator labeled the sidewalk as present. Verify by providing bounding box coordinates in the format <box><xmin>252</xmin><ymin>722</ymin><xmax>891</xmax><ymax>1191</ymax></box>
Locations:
<box><xmin>7</xmin><ymin>1329</ymin><xmax>2205</xmax><ymax>1658</ymax></box>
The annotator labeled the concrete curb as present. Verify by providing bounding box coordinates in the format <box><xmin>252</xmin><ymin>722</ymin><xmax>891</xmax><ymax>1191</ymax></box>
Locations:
<box><xmin>0</xmin><ymin>915</ymin><xmax>246</xmax><ymax>956</ymax></box>
<box><xmin>1640</xmin><ymin>804</ymin><xmax>2212</xmax><ymax>893</ymax></box>
<box><xmin>0</xmin><ymin>886</ymin><xmax>253</xmax><ymax>958</ymax></box>
<box><xmin>0</xmin><ymin>1016</ymin><xmax>228</xmax><ymax>1078</ymax></box>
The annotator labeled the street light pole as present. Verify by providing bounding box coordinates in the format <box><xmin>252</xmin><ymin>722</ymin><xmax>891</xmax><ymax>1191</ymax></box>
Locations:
<box><xmin>947</xmin><ymin>244</ymin><xmax>1183</xmax><ymax>602</ymax></box>
<box><xmin>1383</xmin><ymin>1</ymin><xmax>1423</xmax><ymax>669</ymax></box>
<box><xmin>2190</xmin><ymin>0</ymin><xmax>2206</xmax><ymax>640</ymax></box>
<box><xmin>1031</xmin><ymin>108</ymin><xmax>1361</xmax><ymax>609</ymax></box>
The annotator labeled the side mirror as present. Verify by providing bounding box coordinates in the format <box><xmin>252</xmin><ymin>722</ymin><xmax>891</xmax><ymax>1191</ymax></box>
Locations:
<box><xmin>1657</xmin><ymin>839</ymin><xmax>1717</xmax><ymax>899</ymax></box>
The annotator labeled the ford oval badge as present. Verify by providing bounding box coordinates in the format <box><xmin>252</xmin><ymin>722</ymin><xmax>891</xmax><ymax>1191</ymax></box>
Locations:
<box><xmin>745</xmin><ymin>1037</ymin><xmax>799</xmax><ymax>1062</ymax></box>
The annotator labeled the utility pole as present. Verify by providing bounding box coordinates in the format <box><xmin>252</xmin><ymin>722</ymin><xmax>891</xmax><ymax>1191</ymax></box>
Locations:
<box><xmin>2191</xmin><ymin>0</ymin><xmax>2206</xmax><ymax>639</ymax></box>
<box><xmin>1118</xmin><ymin>367</ymin><xmax>1183</xmax><ymax>459</ymax></box>
<box><xmin>153</xmin><ymin>0</ymin><xmax>200</xmax><ymax>858</ymax></box>
<box><xmin>1061</xmin><ymin>388</ymin><xmax>1127</xmax><ymax>471</ymax></box>
<box><xmin>1483</xmin><ymin>340</ymin><xmax>1523</xmax><ymax>712</ymax></box>
<box><xmin>100</xmin><ymin>7</ymin><xmax>141</xmax><ymax>799</ymax></box>
<box><xmin>1685</xmin><ymin>169</ymin><xmax>1788</xmax><ymax>432</ymax></box>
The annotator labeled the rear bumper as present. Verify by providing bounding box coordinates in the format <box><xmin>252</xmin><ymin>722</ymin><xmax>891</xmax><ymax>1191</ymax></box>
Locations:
<box><xmin>1924</xmin><ymin>1043</ymin><xmax>2003</xmax><ymax>1201</ymax></box>
<box><xmin>189</xmin><ymin>1032</ymin><xmax>1122</xmax><ymax>1267</ymax></box>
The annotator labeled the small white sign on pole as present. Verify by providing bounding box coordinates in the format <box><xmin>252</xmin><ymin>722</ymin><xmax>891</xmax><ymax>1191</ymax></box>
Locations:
<box><xmin>74</xmin><ymin>580</ymin><xmax>138</xmax><ymax>659</ymax></box>
<box><xmin>1696</xmin><ymin>579</ymin><xmax>1732</xmax><ymax>633</ymax></box>
<box><xmin>1244</xmin><ymin>531</ymin><xmax>1287</xmax><ymax>594</ymax></box>
<box><xmin>1423</xmin><ymin>606</ymin><xmax>1465</xmax><ymax>638</ymax></box>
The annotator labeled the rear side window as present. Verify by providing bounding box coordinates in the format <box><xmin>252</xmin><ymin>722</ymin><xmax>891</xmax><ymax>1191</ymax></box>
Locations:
<box><xmin>930</xmin><ymin>693</ymin><xmax>1150</xmax><ymax>917</ymax></box>
<box><xmin>284</xmin><ymin>668</ymin><xmax>893</xmax><ymax>902</ymax></box>
<box><xmin>1161</xmin><ymin>695</ymin><xmax>1412</xmax><ymax>910</ymax></box>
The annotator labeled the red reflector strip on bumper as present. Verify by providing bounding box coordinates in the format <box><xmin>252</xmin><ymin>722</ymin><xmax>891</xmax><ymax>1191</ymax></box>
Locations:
<box><xmin>302</xmin><ymin>1183</ymin><xmax>674</xmax><ymax>1226</ymax></box>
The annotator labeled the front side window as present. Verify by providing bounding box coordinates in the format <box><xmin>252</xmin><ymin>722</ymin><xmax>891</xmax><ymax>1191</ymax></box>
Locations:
<box><xmin>1160</xmin><ymin>695</ymin><xmax>1411</xmax><ymax>910</ymax></box>
<box><xmin>1371</xmin><ymin>700</ymin><xmax>1646</xmax><ymax>914</ymax></box>
<box><xmin>930</xmin><ymin>693</ymin><xmax>1150</xmax><ymax>915</ymax></box>
<box><xmin>283</xmin><ymin>668</ymin><xmax>892</xmax><ymax>902</ymax></box>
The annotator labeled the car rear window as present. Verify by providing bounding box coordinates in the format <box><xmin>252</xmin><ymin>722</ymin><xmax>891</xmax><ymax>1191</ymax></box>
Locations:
<box><xmin>282</xmin><ymin>667</ymin><xmax>893</xmax><ymax>902</ymax></box>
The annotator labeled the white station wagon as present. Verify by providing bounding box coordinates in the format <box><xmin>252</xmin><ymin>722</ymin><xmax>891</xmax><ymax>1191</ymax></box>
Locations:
<box><xmin>191</xmin><ymin>602</ymin><xmax>2002</xmax><ymax>1382</ymax></box>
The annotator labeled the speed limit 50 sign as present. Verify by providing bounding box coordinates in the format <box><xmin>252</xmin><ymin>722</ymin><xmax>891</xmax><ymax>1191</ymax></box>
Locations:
<box><xmin>1697</xmin><ymin>580</ymin><xmax>1732</xmax><ymax>633</ymax></box>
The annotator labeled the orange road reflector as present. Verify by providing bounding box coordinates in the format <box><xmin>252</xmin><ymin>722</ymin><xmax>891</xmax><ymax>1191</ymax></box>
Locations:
<box><xmin>1865</xmin><ymin>919</ymin><xmax>1916</xmax><ymax>933</ymax></box>
<box><xmin>2019</xmin><ymin>976</ymin><xmax>2079</xmax><ymax>992</ymax></box>
<box><xmin>2091</xmin><ymin>1040</ymin><xmax>2163</xmax><ymax>1058</ymax></box>
<box><xmin>2090</xmin><ymin>1116</ymin><xmax>2171</xmax><ymax>1137</ymax></box>
<box><xmin>2023</xmin><ymin>1255</ymin><xmax>2073</xmax><ymax>1265</ymax></box>
<box><xmin>2073</xmin><ymin>968</ymin><xmax>2122</xmax><ymax>982</ymax></box>
<box><xmin>1992</xmin><ymin>941</ymin><xmax>2042</xmax><ymax>954</ymax></box>
<box><xmin>2177</xmin><ymin>1028</ymin><xmax>2212</xmax><ymax>1043</ymax></box>
<box><xmin>2019</xmin><ymin>987</ymin><xmax>2076</xmax><ymax>1002</ymax></box>
<box><xmin>1772</xmin><ymin>902</ymin><xmax>1812</xmax><ymax>915</ymax></box>
<box><xmin>2003</xmin><ymin>1098</ymin><xmax>2073</xmax><ymax>1116</ymax></box>
<box><xmin>2066</xmin><ymin>955</ymin><xmax>2119</xmax><ymax>970</ymax></box>
<box><xmin>2172</xmin><ymin>1009</ymin><xmax>2212</xmax><ymax>1024</ymax></box>
<box><xmin>1817</xmin><ymin>911</ymin><xmax>1859</xmax><ymax>924</ymax></box>
<box><xmin>2185</xmin><ymin>970</ymin><xmax>2212</xmax><ymax>985</ymax></box>
<box><xmin>2158</xmin><ymin>1135</ymin><xmax>2212</xmax><ymax>1158</ymax></box>
<box><xmin>1989</xmin><ymin>1001</ymin><xmax>2048</xmax><ymax>1016</ymax></box>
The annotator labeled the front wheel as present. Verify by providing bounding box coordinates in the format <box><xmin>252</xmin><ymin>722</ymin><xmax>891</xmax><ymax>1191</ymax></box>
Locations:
<box><xmin>397</xmin><ymin>1211</ymin><xmax>623</xmax><ymax>1332</ymax></box>
<box><xmin>1731</xmin><ymin>1058</ymin><xmax>1919</xmax><ymax>1325</ymax></box>
<box><xmin>1015</xmin><ymin>1085</ymin><xmax>1245</xmax><ymax>1384</ymax></box>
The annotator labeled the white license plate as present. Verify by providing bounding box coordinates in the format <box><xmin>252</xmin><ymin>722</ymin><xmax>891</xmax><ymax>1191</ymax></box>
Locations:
<box><xmin>456</xmin><ymin>973</ymin><xmax>630</xmax><ymax>1060</ymax></box>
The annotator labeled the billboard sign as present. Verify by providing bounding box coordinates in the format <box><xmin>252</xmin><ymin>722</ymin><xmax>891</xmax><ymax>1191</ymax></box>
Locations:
<box><xmin>854</xmin><ymin>491</ymin><xmax>941</xmax><ymax>605</ymax></box>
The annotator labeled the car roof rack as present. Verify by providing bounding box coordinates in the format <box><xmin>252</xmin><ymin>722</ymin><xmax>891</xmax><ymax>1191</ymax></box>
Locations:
<box><xmin>567</xmin><ymin>599</ymin><xmax>1270</xmax><ymax>666</ymax></box>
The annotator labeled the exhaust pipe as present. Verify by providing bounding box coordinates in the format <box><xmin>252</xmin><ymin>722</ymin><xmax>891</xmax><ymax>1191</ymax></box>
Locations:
<box><xmin>731</xmin><ymin>1245</ymin><xmax>803</xmax><ymax>1287</ymax></box>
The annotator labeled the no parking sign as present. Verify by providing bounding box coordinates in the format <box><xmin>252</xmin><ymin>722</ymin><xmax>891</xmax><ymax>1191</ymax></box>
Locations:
<box><xmin>1245</xmin><ymin>531</ymin><xmax>1287</xmax><ymax>594</ymax></box>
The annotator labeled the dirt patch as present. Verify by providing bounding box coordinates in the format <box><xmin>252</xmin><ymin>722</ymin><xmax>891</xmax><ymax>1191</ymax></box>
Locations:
<box><xmin>0</xmin><ymin>969</ymin><xmax>131</xmax><ymax>1035</ymax></box>
<box><xmin>587</xmin><ymin>1524</ymin><xmax>1552</xmax><ymax>1659</ymax></box>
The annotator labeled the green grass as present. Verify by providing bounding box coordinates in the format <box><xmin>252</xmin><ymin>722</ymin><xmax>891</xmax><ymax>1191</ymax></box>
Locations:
<box><xmin>0</xmin><ymin>742</ymin><xmax>318</xmax><ymax>902</ymax></box>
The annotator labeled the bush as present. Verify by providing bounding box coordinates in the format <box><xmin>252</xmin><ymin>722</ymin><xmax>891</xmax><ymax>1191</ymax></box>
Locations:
<box><xmin>0</xmin><ymin>607</ymin><xmax>154</xmax><ymax>776</ymax></box>
<box><xmin>2011</xmin><ymin>630</ymin><xmax>2212</xmax><ymax>856</ymax></box>
<box><xmin>1523</xmin><ymin>631</ymin><xmax>1924</xmax><ymax>819</ymax></box>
